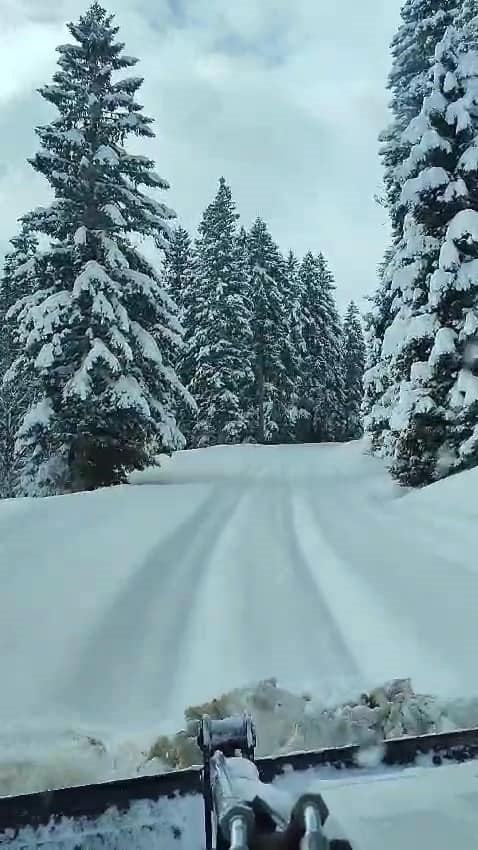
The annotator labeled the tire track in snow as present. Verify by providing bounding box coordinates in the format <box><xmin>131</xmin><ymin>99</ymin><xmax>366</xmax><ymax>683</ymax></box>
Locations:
<box><xmin>297</xmin><ymin>490</ymin><xmax>464</xmax><ymax>696</ymax></box>
<box><xmin>173</xmin><ymin>482</ymin><xmax>362</xmax><ymax>707</ymax></box>
<box><xmin>56</xmin><ymin>486</ymin><xmax>246</xmax><ymax>723</ymax></box>
<box><xmin>166</xmin><ymin>484</ymin><xmax>278</xmax><ymax>706</ymax></box>
<box><xmin>148</xmin><ymin>486</ymin><xmax>249</xmax><ymax>725</ymax></box>
<box><xmin>277</xmin><ymin>487</ymin><xmax>362</xmax><ymax>693</ymax></box>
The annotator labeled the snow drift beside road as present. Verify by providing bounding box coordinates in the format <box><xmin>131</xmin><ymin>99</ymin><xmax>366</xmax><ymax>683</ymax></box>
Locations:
<box><xmin>150</xmin><ymin>676</ymin><xmax>478</xmax><ymax>769</ymax></box>
<box><xmin>1</xmin><ymin>441</ymin><xmax>478</xmax><ymax>796</ymax></box>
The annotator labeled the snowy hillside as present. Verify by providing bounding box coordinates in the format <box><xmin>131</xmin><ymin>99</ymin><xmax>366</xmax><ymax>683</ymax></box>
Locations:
<box><xmin>1</xmin><ymin>441</ymin><xmax>478</xmax><ymax>795</ymax></box>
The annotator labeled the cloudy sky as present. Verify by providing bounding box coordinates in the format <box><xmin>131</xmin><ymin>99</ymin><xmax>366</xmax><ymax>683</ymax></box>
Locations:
<box><xmin>1</xmin><ymin>0</ymin><xmax>402</xmax><ymax>310</ymax></box>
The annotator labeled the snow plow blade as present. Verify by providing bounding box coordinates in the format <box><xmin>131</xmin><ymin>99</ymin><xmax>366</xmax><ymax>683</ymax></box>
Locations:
<box><xmin>1</xmin><ymin>723</ymin><xmax>478</xmax><ymax>848</ymax></box>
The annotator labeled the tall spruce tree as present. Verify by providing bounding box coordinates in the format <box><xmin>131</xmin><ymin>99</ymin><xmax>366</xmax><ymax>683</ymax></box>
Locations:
<box><xmin>298</xmin><ymin>252</ymin><xmax>325</xmax><ymax>441</ymax></box>
<box><xmin>380</xmin><ymin>0</ymin><xmax>457</xmax><ymax>224</ymax></box>
<box><xmin>187</xmin><ymin>178</ymin><xmax>253</xmax><ymax>447</ymax></box>
<box><xmin>299</xmin><ymin>252</ymin><xmax>345</xmax><ymax>442</ymax></box>
<box><xmin>9</xmin><ymin>3</ymin><xmax>187</xmax><ymax>495</ymax></box>
<box><xmin>387</xmin><ymin>18</ymin><xmax>478</xmax><ymax>484</ymax></box>
<box><xmin>276</xmin><ymin>250</ymin><xmax>301</xmax><ymax>443</ymax></box>
<box><xmin>362</xmin><ymin>250</ymin><xmax>397</xmax><ymax>453</ymax></box>
<box><xmin>164</xmin><ymin>225</ymin><xmax>195</xmax><ymax>313</ymax></box>
<box><xmin>284</xmin><ymin>250</ymin><xmax>306</xmax><ymax>438</ymax></box>
<box><xmin>0</xmin><ymin>227</ymin><xmax>38</xmax><ymax>496</ymax></box>
<box><xmin>365</xmin><ymin>0</ymin><xmax>457</xmax><ymax>457</ymax></box>
<box><xmin>247</xmin><ymin>219</ymin><xmax>294</xmax><ymax>443</ymax></box>
<box><xmin>342</xmin><ymin>301</ymin><xmax>366</xmax><ymax>440</ymax></box>
<box><xmin>163</xmin><ymin>225</ymin><xmax>197</xmax><ymax>444</ymax></box>
<box><xmin>172</xmin><ymin>227</ymin><xmax>199</xmax><ymax>396</ymax></box>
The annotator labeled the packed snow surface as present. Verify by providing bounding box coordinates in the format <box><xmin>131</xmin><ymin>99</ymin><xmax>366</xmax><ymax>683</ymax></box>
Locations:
<box><xmin>317</xmin><ymin>760</ymin><xmax>478</xmax><ymax>850</ymax></box>
<box><xmin>1</xmin><ymin>442</ymin><xmax>478</xmax><ymax>795</ymax></box>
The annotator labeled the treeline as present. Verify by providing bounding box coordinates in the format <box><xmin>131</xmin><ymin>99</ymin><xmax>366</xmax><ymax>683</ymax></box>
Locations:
<box><xmin>165</xmin><ymin>179</ymin><xmax>365</xmax><ymax>449</ymax></box>
<box><xmin>364</xmin><ymin>0</ymin><xmax>478</xmax><ymax>486</ymax></box>
<box><xmin>0</xmin><ymin>3</ymin><xmax>364</xmax><ymax>498</ymax></box>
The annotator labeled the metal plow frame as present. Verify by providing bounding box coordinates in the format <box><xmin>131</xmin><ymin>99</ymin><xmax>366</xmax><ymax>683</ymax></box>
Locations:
<box><xmin>1</xmin><ymin>727</ymin><xmax>478</xmax><ymax>841</ymax></box>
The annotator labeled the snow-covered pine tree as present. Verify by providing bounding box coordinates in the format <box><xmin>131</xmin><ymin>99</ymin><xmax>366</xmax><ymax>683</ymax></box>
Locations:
<box><xmin>365</xmin><ymin>1</ymin><xmax>457</xmax><ymax>457</ymax></box>
<box><xmin>369</xmin><ymin>206</ymin><xmax>442</xmax><ymax>470</ymax></box>
<box><xmin>317</xmin><ymin>254</ymin><xmax>347</xmax><ymax>442</ymax></box>
<box><xmin>380</xmin><ymin>0</ymin><xmax>457</xmax><ymax>224</ymax></box>
<box><xmin>457</xmin><ymin>0</ymin><xmax>478</xmax><ymax>29</ymax></box>
<box><xmin>388</xmin><ymin>18</ymin><xmax>478</xmax><ymax>484</ymax></box>
<box><xmin>277</xmin><ymin>250</ymin><xmax>302</xmax><ymax>443</ymax></box>
<box><xmin>236</xmin><ymin>226</ymin><xmax>257</xmax><ymax>442</ymax></box>
<box><xmin>362</xmin><ymin>250</ymin><xmax>397</xmax><ymax>453</ymax></box>
<box><xmin>9</xmin><ymin>3</ymin><xmax>188</xmax><ymax>495</ymax></box>
<box><xmin>163</xmin><ymin>224</ymin><xmax>198</xmax><ymax>444</ymax></box>
<box><xmin>0</xmin><ymin>227</ymin><xmax>38</xmax><ymax>496</ymax></box>
<box><xmin>298</xmin><ymin>252</ymin><xmax>324</xmax><ymax>442</ymax></box>
<box><xmin>247</xmin><ymin>219</ymin><xmax>295</xmax><ymax>443</ymax></box>
<box><xmin>285</xmin><ymin>250</ymin><xmax>307</xmax><ymax>439</ymax></box>
<box><xmin>164</xmin><ymin>225</ymin><xmax>194</xmax><ymax>321</ymax></box>
<box><xmin>237</xmin><ymin>226</ymin><xmax>248</xmax><ymax>251</ymax></box>
<box><xmin>187</xmin><ymin>178</ymin><xmax>254</xmax><ymax>447</ymax></box>
<box><xmin>342</xmin><ymin>301</ymin><xmax>366</xmax><ymax>440</ymax></box>
<box><xmin>299</xmin><ymin>252</ymin><xmax>345</xmax><ymax>442</ymax></box>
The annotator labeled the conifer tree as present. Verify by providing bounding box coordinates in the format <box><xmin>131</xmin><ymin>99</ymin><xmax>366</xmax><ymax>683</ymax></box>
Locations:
<box><xmin>299</xmin><ymin>252</ymin><xmax>345</xmax><ymax>441</ymax></box>
<box><xmin>163</xmin><ymin>225</ymin><xmax>198</xmax><ymax>444</ymax></box>
<box><xmin>164</xmin><ymin>225</ymin><xmax>195</xmax><ymax>323</ymax></box>
<box><xmin>187</xmin><ymin>178</ymin><xmax>253</xmax><ymax>446</ymax></box>
<box><xmin>276</xmin><ymin>250</ymin><xmax>302</xmax><ymax>443</ymax></box>
<box><xmin>343</xmin><ymin>301</ymin><xmax>366</xmax><ymax>440</ymax></box>
<box><xmin>380</xmin><ymin>0</ymin><xmax>457</xmax><ymax>224</ymax></box>
<box><xmin>9</xmin><ymin>3</ymin><xmax>187</xmax><ymax>494</ymax></box>
<box><xmin>458</xmin><ymin>0</ymin><xmax>478</xmax><ymax>31</ymax></box>
<box><xmin>298</xmin><ymin>252</ymin><xmax>324</xmax><ymax>441</ymax></box>
<box><xmin>365</xmin><ymin>1</ymin><xmax>456</xmax><ymax>457</ymax></box>
<box><xmin>388</xmin><ymin>19</ymin><xmax>478</xmax><ymax>483</ymax></box>
<box><xmin>362</xmin><ymin>251</ymin><xmax>397</xmax><ymax>453</ymax></box>
<box><xmin>0</xmin><ymin>227</ymin><xmax>38</xmax><ymax>496</ymax></box>
<box><xmin>247</xmin><ymin>219</ymin><xmax>294</xmax><ymax>443</ymax></box>
<box><xmin>284</xmin><ymin>250</ymin><xmax>306</xmax><ymax>438</ymax></box>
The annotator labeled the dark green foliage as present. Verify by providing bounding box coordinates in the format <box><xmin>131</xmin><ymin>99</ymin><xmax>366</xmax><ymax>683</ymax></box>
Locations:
<box><xmin>298</xmin><ymin>253</ymin><xmax>345</xmax><ymax>442</ymax></box>
<box><xmin>342</xmin><ymin>302</ymin><xmax>366</xmax><ymax>440</ymax></box>
<box><xmin>0</xmin><ymin>228</ymin><xmax>38</xmax><ymax>496</ymax></box>
<box><xmin>247</xmin><ymin>219</ymin><xmax>296</xmax><ymax>443</ymax></box>
<box><xmin>186</xmin><ymin>178</ymin><xmax>254</xmax><ymax>447</ymax></box>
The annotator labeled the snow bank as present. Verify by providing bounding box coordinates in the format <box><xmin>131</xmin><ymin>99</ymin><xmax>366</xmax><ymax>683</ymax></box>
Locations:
<box><xmin>396</xmin><ymin>461</ymin><xmax>478</xmax><ymax>518</ymax></box>
<box><xmin>150</xmin><ymin>677</ymin><xmax>478</xmax><ymax>768</ymax></box>
<box><xmin>2</xmin><ymin>678</ymin><xmax>478</xmax><ymax>797</ymax></box>
<box><xmin>0</xmin><ymin>720</ymin><xmax>166</xmax><ymax>798</ymax></box>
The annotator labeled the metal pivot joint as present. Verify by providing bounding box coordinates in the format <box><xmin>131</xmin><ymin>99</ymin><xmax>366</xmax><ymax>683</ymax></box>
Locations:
<box><xmin>198</xmin><ymin>714</ymin><xmax>257</xmax><ymax>850</ymax></box>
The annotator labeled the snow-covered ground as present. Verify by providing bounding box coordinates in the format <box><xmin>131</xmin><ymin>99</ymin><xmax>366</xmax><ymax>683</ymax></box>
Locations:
<box><xmin>315</xmin><ymin>760</ymin><xmax>478</xmax><ymax>849</ymax></box>
<box><xmin>1</xmin><ymin>441</ymin><xmax>478</xmax><ymax>796</ymax></box>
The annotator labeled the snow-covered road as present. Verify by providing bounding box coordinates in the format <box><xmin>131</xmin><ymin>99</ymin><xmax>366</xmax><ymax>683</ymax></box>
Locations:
<box><xmin>1</xmin><ymin>442</ymin><xmax>478</xmax><ymax>743</ymax></box>
<box><xmin>135</xmin><ymin>441</ymin><xmax>478</xmax><ymax>720</ymax></box>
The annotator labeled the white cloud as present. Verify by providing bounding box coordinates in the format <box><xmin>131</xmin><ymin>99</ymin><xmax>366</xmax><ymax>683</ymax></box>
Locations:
<box><xmin>0</xmin><ymin>0</ymin><xmax>401</xmax><ymax>310</ymax></box>
<box><xmin>0</xmin><ymin>25</ymin><xmax>61</xmax><ymax>105</ymax></box>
